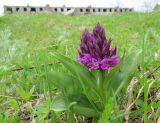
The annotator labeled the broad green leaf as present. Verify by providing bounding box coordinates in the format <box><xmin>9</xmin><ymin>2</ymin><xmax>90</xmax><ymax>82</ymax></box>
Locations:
<box><xmin>103</xmin><ymin>52</ymin><xmax>125</xmax><ymax>98</ymax></box>
<box><xmin>52</xmin><ymin>52</ymin><xmax>97</xmax><ymax>89</ymax></box>
<box><xmin>52</xmin><ymin>98</ymin><xmax>67</xmax><ymax>112</ymax></box>
<box><xmin>48</xmin><ymin>71</ymin><xmax>82</xmax><ymax>94</ymax></box>
<box><xmin>52</xmin><ymin>52</ymin><xmax>103</xmax><ymax>113</ymax></box>
<box><xmin>105</xmin><ymin>51</ymin><xmax>125</xmax><ymax>83</ymax></box>
<box><xmin>52</xmin><ymin>95</ymin><xmax>99</xmax><ymax>117</ymax></box>
<box><xmin>68</xmin><ymin>93</ymin><xmax>100</xmax><ymax>117</ymax></box>
<box><xmin>72</xmin><ymin>105</ymin><xmax>99</xmax><ymax>117</ymax></box>
<box><xmin>68</xmin><ymin>94</ymin><xmax>94</xmax><ymax>108</ymax></box>
<box><xmin>107</xmin><ymin>50</ymin><xmax>142</xmax><ymax>96</ymax></box>
<box><xmin>35</xmin><ymin>98</ymin><xmax>51</xmax><ymax>120</ymax></box>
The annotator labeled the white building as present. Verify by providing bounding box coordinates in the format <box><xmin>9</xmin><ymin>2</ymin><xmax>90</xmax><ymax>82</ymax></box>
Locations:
<box><xmin>0</xmin><ymin>0</ymin><xmax>160</xmax><ymax>16</ymax></box>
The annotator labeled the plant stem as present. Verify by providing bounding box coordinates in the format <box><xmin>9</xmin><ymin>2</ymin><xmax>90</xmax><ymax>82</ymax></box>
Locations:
<box><xmin>99</xmin><ymin>70</ymin><xmax>106</xmax><ymax>102</ymax></box>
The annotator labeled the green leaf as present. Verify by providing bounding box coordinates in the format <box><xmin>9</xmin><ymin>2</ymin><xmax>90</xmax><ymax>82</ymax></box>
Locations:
<box><xmin>52</xmin><ymin>52</ymin><xmax>97</xmax><ymax>89</ymax></box>
<box><xmin>51</xmin><ymin>53</ymin><xmax>104</xmax><ymax>112</ymax></box>
<box><xmin>17</xmin><ymin>86</ymin><xmax>35</xmax><ymax>102</ymax></box>
<box><xmin>17</xmin><ymin>88</ymin><xmax>31</xmax><ymax>101</ymax></box>
<box><xmin>72</xmin><ymin>105</ymin><xmax>99</xmax><ymax>118</ymax></box>
<box><xmin>35</xmin><ymin>98</ymin><xmax>51</xmax><ymax>120</ymax></box>
<box><xmin>98</xmin><ymin>98</ymin><xmax>113</xmax><ymax>123</ymax></box>
<box><xmin>8</xmin><ymin>99</ymin><xmax>18</xmax><ymax>110</ymax></box>
<box><xmin>48</xmin><ymin>71</ymin><xmax>82</xmax><ymax>94</ymax></box>
<box><xmin>68</xmin><ymin>93</ymin><xmax>100</xmax><ymax>117</ymax></box>
<box><xmin>107</xmin><ymin>50</ymin><xmax>142</xmax><ymax>96</ymax></box>
<box><xmin>103</xmin><ymin>52</ymin><xmax>125</xmax><ymax>97</ymax></box>
<box><xmin>30</xmin><ymin>86</ymin><xmax>35</xmax><ymax>95</ymax></box>
<box><xmin>52</xmin><ymin>97</ymin><xmax>67</xmax><ymax>112</ymax></box>
<box><xmin>51</xmin><ymin>95</ymin><xmax>99</xmax><ymax>117</ymax></box>
<box><xmin>151</xmin><ymin>81</ymin><xmax>160</xmax><ymax>88</ymax></box>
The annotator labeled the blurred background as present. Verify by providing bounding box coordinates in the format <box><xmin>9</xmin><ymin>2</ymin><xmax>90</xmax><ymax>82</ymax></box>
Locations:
<box><xmin>1</xmin><ymin>0</ymin><xmax>160</xmax><ymax>16</ymax></box>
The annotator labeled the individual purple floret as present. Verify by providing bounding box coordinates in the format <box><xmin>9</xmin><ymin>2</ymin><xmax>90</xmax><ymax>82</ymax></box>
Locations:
<box><xmin>77</xmin><ymin>23</ymin><xmax>119</xmax><ymax>70</ymax></box>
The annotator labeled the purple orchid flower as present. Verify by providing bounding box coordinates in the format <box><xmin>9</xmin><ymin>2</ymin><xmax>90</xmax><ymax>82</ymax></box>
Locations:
<box><xmin>77</xmin><ymin>23</ymin><xmax>119</xmax><ymax>70</ymax></box>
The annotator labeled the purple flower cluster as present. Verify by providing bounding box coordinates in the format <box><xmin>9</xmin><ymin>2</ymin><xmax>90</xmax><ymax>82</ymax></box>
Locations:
<box><xmin>77</xmin><ymin>23</ymin><xmax>119</xmax><ymax>70</ymax></box>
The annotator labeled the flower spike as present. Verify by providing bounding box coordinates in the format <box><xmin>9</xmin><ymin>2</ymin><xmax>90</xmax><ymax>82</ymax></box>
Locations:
<box><xmin>77</xmin><ymin>23</ymin><xmax>119</xmax><ymax>70</ymax></box>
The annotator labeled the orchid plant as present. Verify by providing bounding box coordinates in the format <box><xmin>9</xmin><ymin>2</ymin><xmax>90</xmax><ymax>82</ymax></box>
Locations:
<box><xmin>49</xmin><ymin>23</ymin><xmax>141</xmax><ymax>121</ymax></box>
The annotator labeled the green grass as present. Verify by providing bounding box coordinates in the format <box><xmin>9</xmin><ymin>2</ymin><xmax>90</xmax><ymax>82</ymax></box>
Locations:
<box><xmin>0</xmin><ymin>10</ymin><xmax>160</xmax><ymax>122</ymax></box>
<box><xmin>0</xmin><ymin>11</ymin><xmax>160</xmax><ymax>54</ymax></box>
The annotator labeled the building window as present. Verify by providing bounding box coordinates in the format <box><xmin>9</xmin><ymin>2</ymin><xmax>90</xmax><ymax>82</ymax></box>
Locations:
<box><xmin>54</xmin><ymin>8</ymin><xmax>57</xmax><ymax>12</ymax></box>
<box><xmin>67</xmin><ymin>8</ymin><xmax>71</xmax><ymax>11</ymax></box>
<box><xmin>40</xmin><ymin>8</ymin><xmax>43</xmax><ymax>11</ymax></box>
<box><xmin>80</xmin><ymin>8</ymin><xmax>83</xmax><ymax>12</ymax></box>
<box><xmin>103</xmin><ymin>9</ymin><xmax>107</xmax><ymax>12</ymax></box>
<box><xmin>24</xmin><ymin>8</ymin><xmax>27</xmax><ymax>11</ymax></box>
<box><xmin>16</xmin><ymin>8</ymin><xmax>19</xmax><ymax>12</ymax></box>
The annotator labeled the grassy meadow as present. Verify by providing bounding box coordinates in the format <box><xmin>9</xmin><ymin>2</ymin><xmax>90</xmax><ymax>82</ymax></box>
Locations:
<box><xmin>0</xmin><ymin>10</ymin><xmax>160</xmax><ymax>122</ymax></box>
